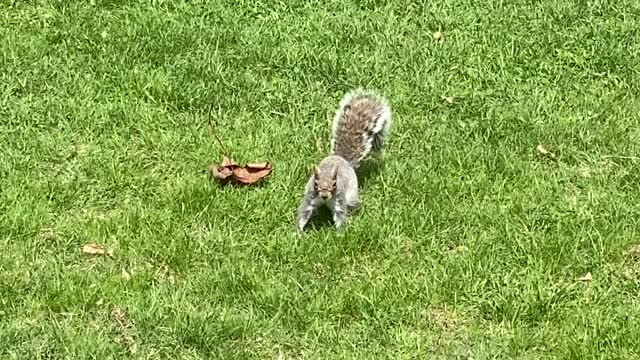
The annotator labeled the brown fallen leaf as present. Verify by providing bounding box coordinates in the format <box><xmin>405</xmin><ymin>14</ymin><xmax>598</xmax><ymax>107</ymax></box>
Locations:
<box><xmin>536</xmin><ymin>144</ymin><xmax>557</xmax><ymax>160</ymax></box>
<box><xmin>111</xmin><ymin>307</ymin><xmax>130</xmax><ymax>329</ymax></box>
<box><xmin>82</xmin><ymin>243</ymin><xmax>104</xmax><ymax>255</ymax></box>
<box><xmin>426</xmin><ymin>307</ymin><xmax>469</xmax><ymax>331</ymax></box>
<box><xmin>82</xmin><ymin>243</ymin><xmax>113</xmax><ymax>257</ymax></box>
<box><xmin>433</xmin><ymin>31</ymin><xmax>445</xmax><ymax>44</ymax></box>
<box><xmin>210</xmin><ymin>156</ymin><xmax>237</xmax><ymax>181</ymax></box>
<box><xmin>205</xmin><ymin>107</ymin><xmax>272</xmax><ymax>186</ymax></box>
<box><xmin>449</xmin><ymin>245</ymin><xmax>468</xmax><ymax>253</ymax></box>
<box><xmin>622</xmin><ymin>245</ymin><xmax>640</xmax><ymax>279</ymax></box>
<box><xmin>120</xmin><ymin>335</ymin><xmax>138</xmax><ymax>354</ymax></box>
<box><xmin>155</xmin><ymin>264</ymin><xmax>176</xmax><ymax>285</ymax></box>
<box><xmin>625</xmin><ymin>245</ymin><xmax>640</xmax><ymax>260</ymax></box>
<box><xmin>441</xmin><ymin>95</ymin><xmax>455</xmax><ymax>104</ymax></box>
<box><xmin>121</xmin><ymin>269</ymin><xmax>131</xmax><ymax>281</ymax></box>
<box><xmin>578</xmin><ymin>272</ymin><xmax>593</xmax><ymax>282</ymax></box>
<box><xmin>209</xmin><ymin>156</ymin><xmax>272</xmax><ymax>185</ymax></box>
<box><xmin>233</xmin><ymin>162</ymin><xmax>273</xmax><ymax>184</ymax></box>
<box><xmin>111</xmin><ymin>307</ymin><xmax>137</xmax><ymax>354</ymax></box>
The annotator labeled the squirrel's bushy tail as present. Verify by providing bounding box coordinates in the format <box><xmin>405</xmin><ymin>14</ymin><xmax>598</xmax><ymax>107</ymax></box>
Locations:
<box><xmin>330</xmin><ymin>89</ymin><xmax>392</xmax><ymax>168</ymax></box>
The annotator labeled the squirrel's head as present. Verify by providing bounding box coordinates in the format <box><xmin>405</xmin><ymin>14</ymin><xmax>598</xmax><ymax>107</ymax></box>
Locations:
<box><xmin>314</xmin><ymin>164</ymin><xmax>338</xmax><ymax>200</ymax></box>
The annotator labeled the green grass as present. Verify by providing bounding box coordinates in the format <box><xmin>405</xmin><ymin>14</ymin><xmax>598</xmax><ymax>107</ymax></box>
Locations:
<box><xmin>1</xmin><ymin>0</ymin><xmax>640</xmax><ymax>358</ymax></box>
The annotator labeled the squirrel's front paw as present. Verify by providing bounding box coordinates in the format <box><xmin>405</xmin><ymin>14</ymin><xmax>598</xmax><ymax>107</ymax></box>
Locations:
<box><xmin>334</xmin><ymin>218</ymin><xmax>347</xmax><ymax>232</ymax></box>
<box><xmin>335</xmin><ymin>225</ymin><xmax>348</xmax><ymax>237</ymax></box>
<box><xmin>296</xmin><ymin>215</ymin><xmax>309</xmax><ymax>233</ymax></box>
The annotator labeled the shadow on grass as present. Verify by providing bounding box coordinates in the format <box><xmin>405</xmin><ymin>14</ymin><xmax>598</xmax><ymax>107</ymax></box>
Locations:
<box><xmin>304</xmin><ymin>206</ymin><xmax>336</xmax><ymax>231</ymax></box>
<box><xmin>356</xmin><ymin>158</ymin><xmax>384</xmax><ymax>188</ymax></box>
<box><xmin>303</xmin><ymin>201</ymin><xmax>363</xmax><ymax>232</ymax></box>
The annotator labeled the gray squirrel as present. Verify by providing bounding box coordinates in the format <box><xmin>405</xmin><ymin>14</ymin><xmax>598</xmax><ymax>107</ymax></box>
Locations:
<box><xmin>296</xmin><ymin>89</ymin><xmax>392</xmax><ymax>232</ymax></box>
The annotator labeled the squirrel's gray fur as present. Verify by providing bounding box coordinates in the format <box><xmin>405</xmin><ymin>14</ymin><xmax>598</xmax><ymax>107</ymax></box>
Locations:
<box><xmin>296</xmin><ymin>89</ymin><xmax>392</xmax><ymax>232</ymax></box>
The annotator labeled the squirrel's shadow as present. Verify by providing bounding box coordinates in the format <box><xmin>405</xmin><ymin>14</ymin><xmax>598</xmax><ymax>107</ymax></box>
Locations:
<box><xmin>304</xmin><ymin>205</ymin><xmax>362</xmax><ymax>231</ymax></box>
<box><xmin>356</xmin><ymin>158</ymin><xmax>384</xmax><ymax>188</ymax></box>
<box><xmin>304</xmin><ymin>200</ymin><xmax>364</xmax><ymax>231</ymax></box>
<box><xmin>305</xmin><ymin>206</ymin><xmax>336</xmax><ymax>230</ymax></box>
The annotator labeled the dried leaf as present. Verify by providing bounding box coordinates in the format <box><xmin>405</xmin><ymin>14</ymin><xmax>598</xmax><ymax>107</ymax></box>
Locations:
<box><xmin>221</xmin><ymin>156</ymin><xmax>236</xmax><ymax>167</ymax></box>
<box><xmin>426</xmin><ymin>307</ymin><xmax>468</xmax><ymax>331</ymax></box>
<box><xmin>82</xmin><ymin>243</ymin><xmax>105</xmax><ymax>255</ymax></box>
<box><xmin>233</xmin><ymin>162</ymin><xmax>273</xmax><ymax>184</ymax></box>
<box><xmin>433</xmin><ymin>31</ymin><xmax>445</xmax><ymax>44</ymax></box>
<box><xmin>121</xmin><ymin>269</ymin><xmax>131</xmax><ymax>281</ymax></box>
<box><xmin>208</xmin><ymin>156</ymin><xmax>236</xmax><ymax>181</ymax></box>
<box><xmin>82</xmin><ymin>243</ymin><xmax>113</xmax><ymax>257</ymax></box>
<box><xmin>578</xmin><ymin>272</ymin><xmax>592</xmax><ymax>282</ymax></box>
<box><xmin>121</xmin><ymin>335</ymin><xmax>137</xmax><ymax>354</ymax></box>
<box><xmin>449</xmin><ymin>245</ymin><xmax>468</xmax><ymax>253</ymax></box>
<box><xmin>536</xmin><ymin>144</ymin><xmax>549</xmax><ymax>155</ymax></box>
<box><xmin>208</xmin><ymin>156</ymin><xmax>272</xmax><ymax>185</ymax></box>
<box><xmin>246</xmin><ymin>162</ymin><xmax>270</xmax><ymax>169</ymax></box>
<box><xmin>441</xmin><ymin>95</ymin><xmax>455</xmax><ymax>104</ymax></box>
<box><xmin>622</xmin><ymin>245</ymin><xmax>640</xmax><ymax>279</ymax></box>
<box><xmin>625</xmin><ymin>245</ymin><xmax>640</xmax><ymax>260</ymax></box>
<box><xmin>111</xmin><ymin>307</ymin><xmax>129</xmax><ymax>328</ymax></box>
<box><xmin>111</xmin><ymin>307</ymin><xmax>137</xmax><ymax>354</ymax></box>
<box><xmin>156</xmin><ymin>265</ymin><xmax>177</xmax><ymax>284</ymax></box>
<box><xmin>536</xmin><ymin>144</ymin><xmax>557</xmax><ymax>159</ymax></box>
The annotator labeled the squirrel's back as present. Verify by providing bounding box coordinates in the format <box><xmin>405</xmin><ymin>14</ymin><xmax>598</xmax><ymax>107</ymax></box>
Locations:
<box><xmin>331</xmin><ymin>89</ymin><xmax>392</xmax><ymax>168</ymax></box>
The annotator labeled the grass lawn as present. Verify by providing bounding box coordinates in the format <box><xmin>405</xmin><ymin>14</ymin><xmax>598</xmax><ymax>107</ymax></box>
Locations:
<box><xmin>1</xmin><ymin>0</ymin><xmax>640</xmax><ymax>358</ymax></box>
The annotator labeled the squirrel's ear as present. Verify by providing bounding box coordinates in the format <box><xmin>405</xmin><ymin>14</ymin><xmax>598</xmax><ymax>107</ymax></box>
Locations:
<box><xmin>314</xmin><ymin>166</ymin><xmax>321</xmax><ymax>178</ymax></box>
<box><xmin>331</xmin><ymin>163</ymin><xmax>338</xmax><ymax>179</ymax></box>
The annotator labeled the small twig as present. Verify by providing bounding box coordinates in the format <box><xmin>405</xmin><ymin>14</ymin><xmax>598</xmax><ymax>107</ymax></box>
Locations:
<box><xmin>207</xmin><ymin>104</ymin><xmax>230</xmax><ymax>157</ymax></box>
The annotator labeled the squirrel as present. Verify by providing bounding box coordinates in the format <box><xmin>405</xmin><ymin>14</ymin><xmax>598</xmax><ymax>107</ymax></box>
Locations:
<box><xmin>296</xmin><ymin>89</ymin><xmax>392</xmax><ymax>232</ymax></box>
